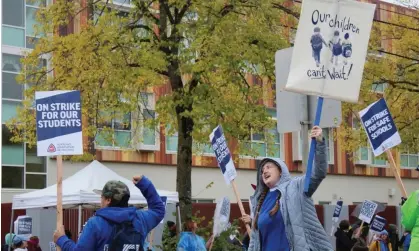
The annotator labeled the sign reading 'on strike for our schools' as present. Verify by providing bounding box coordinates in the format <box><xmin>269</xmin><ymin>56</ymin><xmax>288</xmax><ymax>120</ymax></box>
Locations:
<box><xmin>370</xmin><ymin>215</ymin><xmax>387</xmax><ymax>232</ymax></box>
<box><xmin>210</xmin><ymin>125</ymin><xmax>238</xmax><ymax>185</ymax></box>
<box><xmin>358</xmin><ymin>200</ymin><xmax>378</xmax><ymax>224</ymax></box>
<box><xmin>332</xmin><ymin>200</ymin><xmax>343</xmax><ymax>222</ymax></box>
<box><xmin>285</xmin><ymin>0</ymin><xmax>376</xmax><ymax>103</ymax></box>
<box><xmin>359</xmin><ymin>98</ymin><xmax>401</xmax><ymax>157</ymax></box>
<box><xmin>35</xmin><ymin>91</ymin><xmax>83</xmax><ymax>156</ymax></box>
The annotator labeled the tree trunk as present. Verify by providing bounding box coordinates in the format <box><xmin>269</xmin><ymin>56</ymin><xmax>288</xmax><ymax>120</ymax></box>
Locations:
<box><xmin>176</xmin><ymin>107</ymin><xmax>194</xmax><ymax>224</ymax></box>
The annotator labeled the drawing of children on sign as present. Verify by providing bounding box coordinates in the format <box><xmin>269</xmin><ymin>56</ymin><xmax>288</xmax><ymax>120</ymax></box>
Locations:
<box><xmin>310</xmin><ymin>27</ymin><xmax>328</xmax><ymax>67</ymax></box>
<box><xmin>342</xmin><ymin>33</ymin><xmax>353</xmax><ymax>65</ymax></box>
<box><xmin>329</xmin><ymin>30</ymin><xmax>343</xmax><ymax>65</ymax></box>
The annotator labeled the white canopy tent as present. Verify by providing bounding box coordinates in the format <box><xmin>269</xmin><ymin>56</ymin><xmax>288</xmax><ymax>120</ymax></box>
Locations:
<box><xmin>12</xmin><ymin>160</ymin><xmax>178</xmax><ymax>210</ymax></box>
<box><xmin>11</xmin><ymin>160</ymin><xmax>179</xmax><ymax>236</ymax></box>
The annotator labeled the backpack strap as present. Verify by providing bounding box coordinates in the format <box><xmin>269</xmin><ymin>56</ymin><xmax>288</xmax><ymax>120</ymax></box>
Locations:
<box><xmin>97</xmin><ymin>215</ymin><xmax>132</xmax><ymax>251</ymax></box>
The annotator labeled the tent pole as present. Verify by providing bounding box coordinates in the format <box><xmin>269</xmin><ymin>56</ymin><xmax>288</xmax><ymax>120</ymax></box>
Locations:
<box><xmin>9</xmin><ymin>208</ymin><xmax>14</xmax><ymax>251</ymax></box>
<box><xmin>78</xmin><ymin>204</ymin><xmax>82</xmax><ymax>235</ymax></box>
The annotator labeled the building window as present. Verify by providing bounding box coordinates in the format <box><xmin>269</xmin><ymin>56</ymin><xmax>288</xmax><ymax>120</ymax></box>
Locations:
<box><xmin>95</xmin><ymin>93</ymin><xmax>159</xmax><ymax>150</ymax></box>
<box><xmin>164</xmin><ymin>125</ymin><xmax>214</xmax><ymax>156</ymax></box>
<box><xmin>243</xmin><ymin>108</ymin><xmax>282</xmax><ymax>159</ymax></box>
<box><xmin>371</xmin><ymin>82</ymin><xmax>387</xmax><ymax>93</ymax></box>
<box><xmin>2</xmin><ymin>125</ymin><xmax>47</xmax><ymax>189</ymax></box>
<box><xmin>96</xmin><ymin>110</ymin><xmax>132</xmax><ymax>149</ymax></box>
<box><xmin>323</xmin><ymin>129</ymin><xmax>334</xmax><ymax>164</ymax></box>
<box><xmin>400</xmin><ymin>152</ymin><xmax>418</xmax><ymax>169</ymax></box>
<box><xmin>294</xmin><ymin>128</ymin><xmax>334</xmax><ymax>164</ymax></box>
<box><xmin>355</xmin><ymin>146</ymin><xmax>387</xmax><ymax>167</ymax></box>
<box><xmin>2</xmin><ymin>0</ymin><xmax>45</xmax><ymax>48</ymax></box>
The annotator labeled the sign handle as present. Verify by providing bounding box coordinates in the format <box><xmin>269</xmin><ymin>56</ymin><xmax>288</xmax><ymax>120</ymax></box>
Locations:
<box><xmin>357</xmin><ymin>221</ymin><xmax>365</xmax><ymax>238</ymax></box>
<box><xmin>304</xmin><ymin>96</ymin><xmax>324</xmax><ymax>193</ymax></box>
<box><xmin>208</xmin><ymin>238</ymin><xmax>215</xmax><ymax>251</ymax></box>
<box><xmin>231</xmin><ymin>180</ymin><xmax>252</xmax><ymax>235</ymax></box>
<box><xmin>57</xmin><ymin>155</ymin><xmax>63</xmax><ymax>251</ymax></box>
<box><xmin>330</xmin><ymin>225</ymin><xmax>335</xmax><ymax>236</ymax></box>
<box><xmin>385</xmin><ymin>150</ymin><xmax>408</xmax><ymax>198</ymax></box>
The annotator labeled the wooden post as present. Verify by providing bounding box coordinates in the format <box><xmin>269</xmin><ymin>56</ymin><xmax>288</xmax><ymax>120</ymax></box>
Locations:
<box><xmin>385</xmin><ymin>150</ymin><xmax>408</xmax><ymax>198</ymax></box>
<box><xmin>231</xmin><ymin>180</ymin><xmax>251</xmax><ymax>235</ymax></box>
<box><xmin>356</xmin><ymin>221</ymin><xmax>365</xmax><ymax>238</ymax></box>
<box><xmin>57</xmin><ymin>156</ymin><xmax>63</xmax><ymax>251</ymax></box>
<box><xmin>208</xmin><ymin>238</ymin><xmax>214</xmax><ymax>251</ymax></box>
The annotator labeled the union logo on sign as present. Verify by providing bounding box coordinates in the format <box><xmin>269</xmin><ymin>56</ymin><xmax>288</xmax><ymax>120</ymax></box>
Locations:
<box><xmin>47</xmin><ymin>144</ymin><xmax>56</xmax><ymax>153</ymax></box>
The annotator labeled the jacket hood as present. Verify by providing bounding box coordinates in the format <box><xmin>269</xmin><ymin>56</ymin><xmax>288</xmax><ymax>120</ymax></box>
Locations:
<box><xmin>95</xmin><ymin>206</ymin><xmax>137</xmax><ymax>223</ymax></box>
<box><xmin>253</xmin><ymin>158</ymin><xmax>291</xmax><ymax>201</ymax></box>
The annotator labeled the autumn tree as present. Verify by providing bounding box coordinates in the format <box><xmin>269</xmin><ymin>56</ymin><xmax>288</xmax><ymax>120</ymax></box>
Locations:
<box><xmin>10</xmin><ymin>0</ymin><xmax>293</xmax><ymax>221</ymax></box>
<box><xmin>338</xmin><ymin>2</ymin><xmax>419</xmax><ymax>157</ymax></box>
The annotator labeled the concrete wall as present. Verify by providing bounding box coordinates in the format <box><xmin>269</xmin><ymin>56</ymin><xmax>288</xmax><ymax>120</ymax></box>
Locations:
<box><xmin>2</xmin><ymin>159</ymin><xmax>418</xmax><ymax>206</ymax></box>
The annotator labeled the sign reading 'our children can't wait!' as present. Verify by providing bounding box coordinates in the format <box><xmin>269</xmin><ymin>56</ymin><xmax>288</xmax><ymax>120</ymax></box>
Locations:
<box><xmin>285</xmin><ymin>0</ymin><xmax>376</xmax><ymax>103</ymax></box>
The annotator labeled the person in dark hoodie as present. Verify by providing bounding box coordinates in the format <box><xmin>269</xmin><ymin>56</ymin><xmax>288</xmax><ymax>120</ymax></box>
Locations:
<box><xmin>245</xmin><ymin>126</ymin><xmax>333</xmax><ymax>251</ymax></box>
<box><xmin>388</xmin><ymin>224</ymin><xmax>399</xmax><ymax>251</ymax></box>
<box><xmin>53</xmin><ymin>175</ymin><xmax>165</xmax><ymax>251</ymax></box>
<box><xmin>335</xmin><ymin>220</ymin><xmax>356</xmax><ymax>251</ymax></box>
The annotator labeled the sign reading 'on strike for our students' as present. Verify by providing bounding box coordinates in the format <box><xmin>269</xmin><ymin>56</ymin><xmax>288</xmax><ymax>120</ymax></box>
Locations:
<box><xmin>35</xmin><ymin>91</ymin><xmax>83</xmax><ymax>156</ymax></box>
<box><xmin>210</xmin><ymin>125</ymin><xmax>237</xmax><ymax>185</ymax></box>
<box><xmin>359</xmin><ymin>98</ymin><xmax>401</xmax><ymax>156</ymax></box>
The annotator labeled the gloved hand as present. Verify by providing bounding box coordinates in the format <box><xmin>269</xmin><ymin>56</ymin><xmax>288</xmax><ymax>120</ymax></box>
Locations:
<box><xmin>400</xmin><ymin>197</ymin><xmax>407</xmax><ymax>206</ymax></box>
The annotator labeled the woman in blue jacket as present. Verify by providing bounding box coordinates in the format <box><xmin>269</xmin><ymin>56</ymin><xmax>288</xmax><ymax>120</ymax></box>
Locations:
<box><xmin>53</xmin><ymin>175</ymin><xmax>165</xmax><ymax>251</ymax></box>
<box><xmin>245</xmin><ymin>126</ymin><xmax>333</xmax><ymax>251</ymax></box>
<box><xmin>177</xmin><ymin>220</ymin><xmax>213</xmax><ymax>251</ymax></box>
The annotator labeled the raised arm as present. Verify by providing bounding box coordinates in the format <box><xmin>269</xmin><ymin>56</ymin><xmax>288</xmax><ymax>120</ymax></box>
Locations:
<box><xmin>305</xmin><ymin>126</ymin><xmax>328</xmax><ymax>197</ymax></box>
<box><xmin>134</xmin><ymin>175</ymin><xmax>165</xmax><ymax>236</ymax></box>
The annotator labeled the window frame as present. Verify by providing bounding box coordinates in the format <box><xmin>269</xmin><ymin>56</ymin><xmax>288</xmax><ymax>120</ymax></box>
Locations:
<box><xmin>400</xmin><ymin>152</ymin><xmax>419</xmax><ymax>169</ymax></box>
<box><xmin>2</xmin><ymin>125</ymin><xmax>48</xmax><ymax>190</ymax></box>
<box><xmin>164</xmin><ymin>125</ymin><xmax>215</xmax><ymax>157</ymax></box>
<box><xmin>95</xmin><ymin>110</ymin><xmax>133</xmax><ymax>150</ymax></box>
<box><xmin>2</xmin><ymin>0</ymin><xmax>45</xmax><ymax>49</ymax></box>
<box><xmin>136</xmin><ymin>92</ymin><xmax>160</xmax><ymax>151</ymax></box>
<box><xmin>241</xmin><ymin>112</ymin><xmax>284</xmax><ymax>160</ymax></box>
<box><xmin>292</xmin><ymin>128</ymin><xmax>335</xmax><ymax>165</ymax></box>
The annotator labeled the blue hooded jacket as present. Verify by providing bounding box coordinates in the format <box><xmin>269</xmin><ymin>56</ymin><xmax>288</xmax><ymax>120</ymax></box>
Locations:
<box><xmin>56</xmin><ymin>176</ymin><xmax>165</xmax><ymax>251</ymax></box>
<box><xmin>177</xmin><ymin>232</ymin><xmax>206</xmax><ymax>251</ymax></box>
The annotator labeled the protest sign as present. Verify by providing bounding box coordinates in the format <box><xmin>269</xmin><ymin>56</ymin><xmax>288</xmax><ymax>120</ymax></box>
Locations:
<box><xmin>210</xmin><ymin>125</ymin><xmax>237</xmax><ymax>185</ymax></box>
<box><xmin>370</xmin><ymin>215</ymin><xmax>387</xmax><ymax>232</ymax></box>
<box><xmin>213</xmin><ymin>197</ymin><xmax>231</xmax><ymax>237</ymax></box>
<box><xmin>332</xmin><ymin>200</ymin><xmax>343</xmax><ymax>222</ymax></box>
<box><xmin>330</xmin><ymin>200</ymin><xmax>343</xmax><ymax>236</ymax></box>
<box><xmin>14</xmin><ymin>216</ymin><xmax>32</xmax><ymax>236</ymax></box>
<box><xmin>359</xmin><ymin>98</ymin><xmax>401</xmax><ymax>156</ymax></box>
<box><xmin>36</xmin><ymin>90</ymin><xmax>83</xmax><ymax>156</ymax></box>
<box><xmin>49</xmin><ymin>242</ymin><xmax>57</xmax><ymax>251</ymax></box>
<box><xmin>209</xmin><ymin>197</ymin><xmax>231</xmax><ymax>251</ymax></box>
<box><xmin>282</xmin><ymin>0</ymin><xmax>375</xmax><ymax>194</ymax></box>
<box><xmin>358</xmin><ymin>200</ymin><xmax>378</xmax><ymax>224</ymax></box>
<box><xmin>36</xmin><ymin>90</ymin><xmax>83</xmax><ymax>249</ymax></box>
<box><xmin>210</xmin><ymin>125</ymin><xmax>250</xmax><ymax>235</ymax></box>
<box><xmin>285</xmin><ymin>0</ymin><xmax>376</xmax><ymax>103</ymax></box>
<box><xmin>359</xmin><ymin>98</ymin><xmax>407</xmax><ymax>198</ymax></box>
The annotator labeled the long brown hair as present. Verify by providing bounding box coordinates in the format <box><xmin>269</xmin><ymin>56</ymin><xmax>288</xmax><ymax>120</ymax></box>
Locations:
<box><xmin>252</xmin><ymin>187</ymin><xmax>281</xmax><ymax>230</ymax></box>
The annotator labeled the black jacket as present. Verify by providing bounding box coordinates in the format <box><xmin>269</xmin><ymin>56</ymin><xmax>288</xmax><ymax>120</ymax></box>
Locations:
<box><xmin>335</xmin><ymin>228</ymin><xmax>356</xmax><ymax>251</ymax></box>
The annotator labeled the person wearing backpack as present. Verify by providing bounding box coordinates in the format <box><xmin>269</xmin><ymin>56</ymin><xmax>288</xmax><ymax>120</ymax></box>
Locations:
<box><xmin>329</xmin><ymin>30</ymin><xmax>343</xmax><ymax>66</ymax></box>
<box><xmin>53</xmin><ymin>175</ymin><xmax>165</xmax><ymax>251</ymax></box>
<box><xmin>310</xmin><ymin>27</ymin><xmax>328</xmax><ymax>67</ymax></box>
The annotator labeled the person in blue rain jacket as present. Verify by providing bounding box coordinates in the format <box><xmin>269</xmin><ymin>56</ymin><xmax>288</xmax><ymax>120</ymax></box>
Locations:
<box><xmin>177</xmin><ymin>220</ymin><xmax>213</xmax><ymax>251</ymax></box>
<box><xmin>53</xmin><ymin>175</ymin><xmax>165</xmax><ymax>251</ymax></box>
